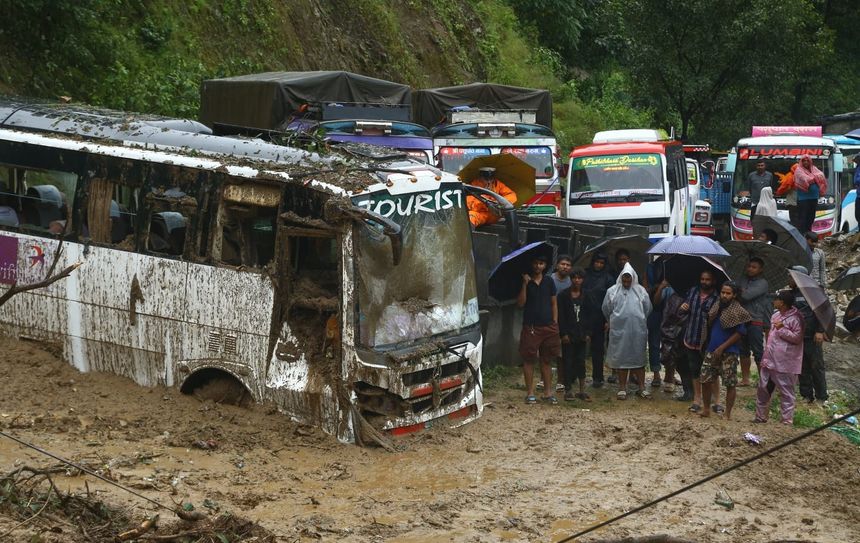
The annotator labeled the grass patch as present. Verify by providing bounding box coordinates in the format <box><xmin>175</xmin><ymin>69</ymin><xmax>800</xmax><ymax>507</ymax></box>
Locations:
<box><xmin>482</xmin><ymin>364</ymin><xmax>519</xmax><ymax>390</ymax></box>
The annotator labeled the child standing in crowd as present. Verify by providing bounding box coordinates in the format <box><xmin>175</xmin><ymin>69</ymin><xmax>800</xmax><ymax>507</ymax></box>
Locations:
<box><xmin>656</xmin><ymin>279</ymin><xmax>687</xmax><ymax>394</ymax></box>
<box><xmin>558</xmin><ymin>268</ymin><xmax>592</xmax><ymax>402</ymax></box>
<box><xmin>517</xmin><ymin>255</ymin><xmax>561</xmax><ymax>405</ymax></box>
<box><xmin>755</xmin><ymin>290</ymin><xmax>804</xmax><ymax>425</ymax></box>
<box><xmin>700</xmin><ymin>281</ymin><xmax>750</xmax><ymax>420</ymax></box>
<box><xmin>551</xmin><ymin>255</ymin><xmax>574</xmax><ymax>391</ymax></box>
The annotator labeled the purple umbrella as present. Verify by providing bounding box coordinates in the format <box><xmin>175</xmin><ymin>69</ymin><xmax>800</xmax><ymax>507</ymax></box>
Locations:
<box><xmin>646</xmin><ymin>235</ymin><xmax>730</xmax><ymax>258</ymax></box>
<box><xmin>488</xmin><ymin>241</ymin><xmax>556</xmax><ymax>301</ymax></box>
<box><xmin>788</xmin><ymin>268</ymin><xmax>836</xmax><ymax>339</ymax></box>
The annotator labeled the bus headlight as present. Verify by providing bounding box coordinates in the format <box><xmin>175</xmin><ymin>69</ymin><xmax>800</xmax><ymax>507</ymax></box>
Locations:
<box><xmin>827</xmin><ymin>197</ymin><xmax>835</xmax><ymax>205</ymax></box>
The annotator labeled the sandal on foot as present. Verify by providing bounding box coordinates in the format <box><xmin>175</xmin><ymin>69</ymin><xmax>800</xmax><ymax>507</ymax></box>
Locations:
<box><xmin>575</xmin><ymin>392</ymin><xmax>592</xmax><ymax>402</ymax></box>
<box><xmin>525</xmin><ymin>395</ymin><xmax>537</xmax><ymax>404</ymax></box>
<box><xmin>712</xmin><ymin>404</ymin><xmax>725</xmax><ymax>414</ymax></box>
<box><xmin>688</xmin><ymin>403</ymin><xmax>701</xmax><ymax>413</ymax></box>
<box><xmin>616</xmin><ymin>390</ymin><xmax>627</xmax><ymax>400</ymax></box>
<box><xmin>752</xmin><ymin>418</ymin><xmax>767</xmax><ymax>423</ymax></box>
<box><xmin>638</xmin><ymin>389</ymin><xmax>652</xmax><ymax>399</ymax></box>
<box><xmin>542</xmin><ymin>395</ymin><xmax>558</xmax><ymax>405</ymax></box>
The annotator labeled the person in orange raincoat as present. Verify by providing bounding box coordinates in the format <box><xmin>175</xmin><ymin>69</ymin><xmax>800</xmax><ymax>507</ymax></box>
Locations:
<box><xmin>467</xmin><ymin>167</ymin><xmax>517</xmax><ymax>227</ymax></box>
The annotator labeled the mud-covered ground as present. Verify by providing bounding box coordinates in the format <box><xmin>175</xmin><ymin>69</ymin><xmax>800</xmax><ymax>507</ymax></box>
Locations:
<box><xmin>1</xmin><ymin>336</ymin><xmax>859</xmax><ymax>543</ymax></box>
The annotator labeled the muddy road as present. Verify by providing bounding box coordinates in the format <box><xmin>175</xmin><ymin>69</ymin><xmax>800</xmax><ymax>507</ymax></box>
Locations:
<box><xmin>1</xmin><ymin>336</ymin><xmax>859</xmax><ymax>542</ymax></box>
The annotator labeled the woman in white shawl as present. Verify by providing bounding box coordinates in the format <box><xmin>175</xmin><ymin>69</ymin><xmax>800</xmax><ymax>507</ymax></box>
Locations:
<box><xmin>602</xmin><ymin>263</ymin><xmax>652</xmax><ymax>399</ymax></box>
<box><xmin>755</xmin><ymin>186</ymin><xmax>778</xmax><ymax>218</ymax></box>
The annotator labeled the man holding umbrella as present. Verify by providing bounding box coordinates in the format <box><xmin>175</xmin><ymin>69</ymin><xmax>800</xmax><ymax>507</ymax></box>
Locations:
<box><xmin>789</xmin><ymin>266</ymin><xmax>829</xmax><ymax>404</ymax></box>
<box><xmin>517</xmin><ymin>254</ymin><xmax>561</xmax><ymax>404</ymax></box>
<box><xmin>467</xmin><ymin>167</ymin><xmax>517</xmax><ymax>228</ymax></box>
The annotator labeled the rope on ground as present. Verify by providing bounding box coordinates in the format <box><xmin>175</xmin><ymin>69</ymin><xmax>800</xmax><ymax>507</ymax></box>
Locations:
<box><xmin>558</xmin><ymin>405</ymin><xmax>860</xmax><ymax>542</ymax></box>
<box><xmin>0</xmin><ymin>429</ymin><xmax>174</xmax><ymax>513</ymax></box>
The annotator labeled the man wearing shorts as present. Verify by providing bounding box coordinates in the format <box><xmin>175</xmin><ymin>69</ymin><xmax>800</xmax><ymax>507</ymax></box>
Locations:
<box><xmin>517</xmin><ymin>254</ymin><xmax>561</xmax><ymax>404</ymax></box>
<box><xmin>679</xmin><ymin>270</ymin><xmax>718</xmax><ymax>410</ymax></box>
<box><xmin>700</xmin><ymin>281</ymin><xmax>750</xmax><ymax>420</ymax></box>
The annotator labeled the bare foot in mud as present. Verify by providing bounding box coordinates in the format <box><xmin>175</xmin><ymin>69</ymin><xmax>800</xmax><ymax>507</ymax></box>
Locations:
<box><xmin>700</xmin><ymin>410</ymin><xmax>710</xmax><ymax>418</ymax></box>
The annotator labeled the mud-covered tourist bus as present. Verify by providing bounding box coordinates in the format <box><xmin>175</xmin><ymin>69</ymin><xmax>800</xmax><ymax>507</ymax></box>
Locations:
<box><xmin>563</xmin><ymin>129</ymin><xmax>691</xmax><ymax>239</ymax></box>
<box><xmin>728</xmin><ymin>127</ymin><xmax>843</xmax><ymax>239</ymax></box>
<box><xmin>0</xmin><ymin>101</ymin><xmax>485</xmax><ymax>443</ymax></box>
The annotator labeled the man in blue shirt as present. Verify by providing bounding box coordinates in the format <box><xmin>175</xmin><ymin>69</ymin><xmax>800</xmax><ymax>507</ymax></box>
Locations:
<box><xmin>700</xmin><ymin>281</ymin><xmax>751</xmax><ymax>421</ymax></box>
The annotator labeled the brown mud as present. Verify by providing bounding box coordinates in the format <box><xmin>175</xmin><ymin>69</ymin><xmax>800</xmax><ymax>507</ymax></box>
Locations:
<box><xmin>0</xmin><ymin>336</ymin><xmax>859</xmax><ymax>542</ymax></box>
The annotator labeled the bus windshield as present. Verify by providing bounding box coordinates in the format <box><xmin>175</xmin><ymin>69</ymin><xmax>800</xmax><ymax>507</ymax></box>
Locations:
<box><xmin>569</xmin><ymin>153</ymin><xmax>664</xmax><ymax>202</ymax></box>
<box><xmin>353</xmin><ymin>183</ymin><xmax>479</xmax><ymax>348</ymax></box>
<box><xmin>733</xmin><ymin>153</ymin><xmax>833</xmax><ymax>208</ymax></box>
<box><xmin>501</xmin><ymin>147</ymin><xmax>554</xmax><ymax>179</ymax></box>
<box><xmin>438</xmin><ymin>147</ymin><xmax>491</xmax><ymax>174</ymax></box>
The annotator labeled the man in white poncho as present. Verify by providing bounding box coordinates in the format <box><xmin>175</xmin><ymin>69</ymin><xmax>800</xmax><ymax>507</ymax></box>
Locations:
<box><xmin>602</xmin><ymin>263</ymin><xmax>652</xmax><ymax>400</ymax></box>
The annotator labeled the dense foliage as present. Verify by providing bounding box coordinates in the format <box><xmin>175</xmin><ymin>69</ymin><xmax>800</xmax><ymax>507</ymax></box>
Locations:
<box><xmin>0</xmin><ymin>0</ymin><xmax>856</xmax><ymax>150</ymax></box>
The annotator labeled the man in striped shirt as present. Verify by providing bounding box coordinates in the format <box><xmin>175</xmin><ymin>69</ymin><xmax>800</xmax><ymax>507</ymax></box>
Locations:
<box><xmin>678</xmin><ymin>270</ymin><xmax>718</xmax><ymax>412</ymax></box>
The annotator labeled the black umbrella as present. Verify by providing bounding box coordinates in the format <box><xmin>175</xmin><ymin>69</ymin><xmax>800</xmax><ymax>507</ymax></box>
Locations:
<box><xmin>573</xmin><ymin>234</ymin><xmax>651</xmax><ymax>279</ymax></box>
<box><xmin>831</xmin><ymin>266</ymin><xmax>860</xmax><ymax>291</ymax></box>
<box><xmin>788</xmin><ymin>268</ymin><xmax>836</xmax><ymax>339</ymax></box>
<box><xmin>664</xmin><ymin>254</ymin><xmax>730</xmax><ymax>296</ymax></box>
<box><xmin>752</xmin><ymin>215</ymin><xmax>813</xmax><ymax>272</ymax></box>
<box><xmin>723</xmin><ymin>240</ymin><xmax>792</xmax><ymax>291</ymax></box>
<box><xmin>488</xmin><ymin>241</ymin><xmax>556</xmax><ymax>301</ymax></box>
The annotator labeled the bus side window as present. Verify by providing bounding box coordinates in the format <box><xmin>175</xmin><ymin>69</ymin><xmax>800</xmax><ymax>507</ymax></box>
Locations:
<box><xmin>217</xmin><ymin>204</ymin><xmax>276</xmax><ymax>268</ymax></box>
<box><xmin>144</xmin><ymin>186</ymin><xmax>194</xmax><ymax>258</ymax></box>
<box><xmin>216</xmin><ymin>184</ymin><xmax>280</xmax><ymax>269</ymax></box>
<box><xmin>0</xmin><ymin>165</ymin><xmax>77</xmax><ymax>236</ymax></box>
<box><xmin>84</xmin><ymin>177</ymin><xmax>139</xmax><ymax>247</ymax></box>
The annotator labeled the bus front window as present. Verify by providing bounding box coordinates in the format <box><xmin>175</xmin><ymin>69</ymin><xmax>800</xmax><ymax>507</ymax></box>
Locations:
<box><xmin>353</xmin><ymin>183</ymin><xmax>479</xmax><ymax>349</ymax></box>
<box><xmin>733</xmin><ymin>156</ymin><xmax>833</xmax><ymax>209</ymax></box>
<box><xmin>569</xmin><ymin>153</ymin><xmax>664</xmax><ymax>203</ymax></box>
<box><xmin>501</xmin><ymin>147</ymin><xmax>555</xmax><ymax>178</ymax></box>
<box><xmin>438</xmin><ymin>147</ymin><xmax>490</xmax><ymax>174</ymax></box>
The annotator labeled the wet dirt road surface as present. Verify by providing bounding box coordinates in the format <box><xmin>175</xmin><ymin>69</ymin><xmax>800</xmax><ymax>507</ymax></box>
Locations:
<box><xmin>1</xmin><ymin>336</ymin><xmax>859</xmax><ymax>542</ymax></box>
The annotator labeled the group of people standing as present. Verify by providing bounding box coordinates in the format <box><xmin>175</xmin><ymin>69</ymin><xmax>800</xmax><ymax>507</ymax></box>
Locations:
<box><xmin>516</xmin><ymin>249</ymin><xmax>830</xmax><ymax>426</ymax></box>
<box><xmin>748</xmin><ymin>154</ymin><xmax>828</xmax><ymax>235</ymax></box>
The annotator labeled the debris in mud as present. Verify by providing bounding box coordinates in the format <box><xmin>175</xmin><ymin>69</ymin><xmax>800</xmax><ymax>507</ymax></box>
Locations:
<box><xmin>192</xmin><ymin>439</ymin><xmax>219</xmax><ymax>451</ymax></box>
<box><xmin>714</xmin><ymin>487</ymin><xmax>734</xmax><ymax>510</ymax></box>
<box><xmin>743</xmin><ymin>432</ymin><xmax>763</xmax><ymax>445</ymax></box>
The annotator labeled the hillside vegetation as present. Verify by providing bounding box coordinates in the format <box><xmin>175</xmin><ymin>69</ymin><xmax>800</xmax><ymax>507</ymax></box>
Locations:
<box><xmin>1</xmin><ymin>0</ymin><xmax>857</xmax><ymax>149</ymax></box>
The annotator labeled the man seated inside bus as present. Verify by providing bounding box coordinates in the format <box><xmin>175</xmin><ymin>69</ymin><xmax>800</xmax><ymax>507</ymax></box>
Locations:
<box><xmin>467</xmin><ymin>167</ymin><xmax>517</xmax><ymax>228</ymax></box>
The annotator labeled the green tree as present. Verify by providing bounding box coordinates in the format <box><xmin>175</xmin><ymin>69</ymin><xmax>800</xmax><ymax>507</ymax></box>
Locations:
<box><xmin>504</xmin><ymin>0</ymin><xmax>586</xmax><ymax>61</ymax></box>
<box><xmin>620</xmin><ymin>0</ymin><xmax>833</xmax><ymax>142</ymax></box>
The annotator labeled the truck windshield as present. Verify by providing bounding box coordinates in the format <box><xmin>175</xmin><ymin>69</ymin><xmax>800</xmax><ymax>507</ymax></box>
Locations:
<box><xmin>352</xmin><ymin>182</ymin><xmax>479</xmax><ymax>348</ymax></box>
<box><xmin>501</xmin><ymin>147</ymin><xmax>554</xmax><ymax>178</ymax></box>
<box><xmin>438</xmin><ymin>147</ymin><xmax>491</xmax><ymax>174</ymax></box>
<box><xmin>733</xmin><ymin>153</ymin><xmax>833</xmax><ymax>208</ymax></box>
<box><xmin>569</xmin><ymin>153</ymin><xmax>664</xmax><ymax>203</ymax></box>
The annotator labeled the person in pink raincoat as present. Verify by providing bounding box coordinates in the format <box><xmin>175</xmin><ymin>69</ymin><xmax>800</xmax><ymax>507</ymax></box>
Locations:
<box><xmin>755</xmin><ymin>290</ymin><xmax>804</xmax><ymax>425</ymax></box>
<box><xmin>793</xmin><ymin>154</ymin><xmax>828</xmax><ymax>235</ymax></box>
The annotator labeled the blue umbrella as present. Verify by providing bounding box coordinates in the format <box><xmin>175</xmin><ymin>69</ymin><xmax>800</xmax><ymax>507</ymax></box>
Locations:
<box><xmin>646</xmin><ymin>235</ymin><xmax>730</xmax><ymax>258</ymax></box>
<box><xmin>488</xmin><ymin>241</ymin><xmax>556</xmax><ymax>301</ymax></box>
